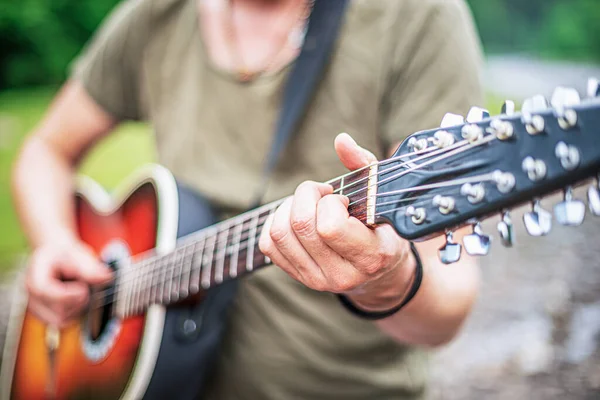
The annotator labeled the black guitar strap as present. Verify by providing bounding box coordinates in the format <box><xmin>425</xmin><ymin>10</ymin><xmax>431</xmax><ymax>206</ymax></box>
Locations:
<box><xmin>144</xmin><ymin>1</ymin><xmax>349</xmax><ymax>399</ymax></box>
<box><xmin>252</xmin><ymin>0</ymin><xmax>350</xmax><ymax>207</ymax></box>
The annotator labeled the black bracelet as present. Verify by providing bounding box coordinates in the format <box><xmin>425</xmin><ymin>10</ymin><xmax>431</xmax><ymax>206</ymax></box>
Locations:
<box><xmin>337</xmin><ymin>242</ymin><xmax>423</xmax><ymax>320</ymax></box>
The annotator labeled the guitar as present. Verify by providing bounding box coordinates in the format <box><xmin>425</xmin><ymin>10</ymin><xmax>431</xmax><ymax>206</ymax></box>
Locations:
<box><xmin>2</xmin><ymin>82</ymin><xmax>600</xmax><ymax>399</ymax></box>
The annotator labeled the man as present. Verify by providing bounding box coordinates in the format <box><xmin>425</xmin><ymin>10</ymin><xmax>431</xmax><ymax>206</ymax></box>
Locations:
<box><xmin>12</xmin><ymin>0</ymin><xmax>484</xmax><ymax>398</ymax></box>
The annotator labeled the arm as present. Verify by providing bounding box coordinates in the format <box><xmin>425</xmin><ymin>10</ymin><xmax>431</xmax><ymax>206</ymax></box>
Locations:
<box><xmin>259</xmin><ymin>134</ymin><xmax>478</xmax><ymax>347</ymax></box>
<box><xmin>12</xmin><ymin>81</ymin><xmax>117</xmax><ymax>326</ymax></box>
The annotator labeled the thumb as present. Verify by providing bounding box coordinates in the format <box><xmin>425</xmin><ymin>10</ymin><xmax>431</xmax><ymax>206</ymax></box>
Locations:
<box><xmin>334</xmin><ymin>133</ymin><xmax>377</xmax><ymax>171</ymax></box>
<box><xmin>65</xmin><ymin>247</ymin><xmax>114</xmax><ymax>285</ymax></box>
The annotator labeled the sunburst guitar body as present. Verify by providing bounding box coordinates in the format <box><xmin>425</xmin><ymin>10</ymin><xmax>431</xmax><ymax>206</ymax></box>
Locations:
<box><xmin>0</xmin><ymin>165</ymin><xmax>232</xmax><ymax>400</ymax></box>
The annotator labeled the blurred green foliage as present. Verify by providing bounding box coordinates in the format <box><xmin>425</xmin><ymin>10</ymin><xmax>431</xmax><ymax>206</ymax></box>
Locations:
<box><xmin>467</xmin><ymin>0</ymin><xmax>600</xmax><ymax>62</ymax></box>
<box><xmin>0</xmin><ymin>0</ymin><xmax>120</xmax><ymax>89</ymax></box>
<box><xmin>0</xmin><ymin>0</ymin><xmax>599</xmax><ymax>89</ymax></box>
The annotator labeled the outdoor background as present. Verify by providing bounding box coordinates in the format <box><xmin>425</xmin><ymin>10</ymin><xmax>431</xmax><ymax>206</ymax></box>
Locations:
<box><xmin>1</xmin><ymin>0</ymin><xmax>600</xmax><ymax>399</ymax></box>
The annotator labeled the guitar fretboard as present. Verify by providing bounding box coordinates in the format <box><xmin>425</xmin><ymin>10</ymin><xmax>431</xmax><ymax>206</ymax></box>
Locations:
<box><xmin>114</xmin><ymin>167</ymin><xmax>372</xmax><ymax>318</ymax></box>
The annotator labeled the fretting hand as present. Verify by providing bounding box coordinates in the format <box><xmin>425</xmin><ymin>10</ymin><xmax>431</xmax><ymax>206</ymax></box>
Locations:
<box><xmin>259</xmin><ymin>133</ymin><xmax>417</xmax><ymax>312</ymax></box>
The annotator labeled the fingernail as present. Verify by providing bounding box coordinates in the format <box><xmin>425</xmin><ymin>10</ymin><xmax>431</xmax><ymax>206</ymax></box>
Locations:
<box><xmin>339</xmin><ymin>132</ymin><xmax>356</xmax><ymax>145</ymax></box>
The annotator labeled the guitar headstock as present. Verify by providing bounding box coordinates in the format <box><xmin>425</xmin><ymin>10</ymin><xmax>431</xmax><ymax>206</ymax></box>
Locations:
<box><xmin>374</xmin><ymin>78</ymin><xmax>600</xmax><ymax>263</ymax></box>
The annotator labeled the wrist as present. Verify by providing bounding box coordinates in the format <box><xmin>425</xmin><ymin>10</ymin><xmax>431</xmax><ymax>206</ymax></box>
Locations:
<box><xmin>338</xmin><ymin>242</ymin><xmax>423</xmax><ymax>320</ymax></box>
<box><xmin>346</xmin><ymin>249</ymin><xmax>417</xmax><ymax>311</ymax></box>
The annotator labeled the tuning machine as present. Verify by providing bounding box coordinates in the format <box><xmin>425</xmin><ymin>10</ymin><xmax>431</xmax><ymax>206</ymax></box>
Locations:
<box><xmin>523</xmin><ymin>200</ymin><xmax>552</xmax><ymax>236</ymax></box>
<box><xmin>440</xmin><ymin>113</ymin><xmax>465</xmax><ymax>128</ymax></box>
<box><xmin>463</xmin><ymin>222</ymin><xmax>491</xmax><ymax>256</ymax></box>
<box><xmin>551</xmin><ymin>87</ymin><xmax>581</xmax><ymax>130</ymax></box>
<box><xmin>466</xmin><ymin>107</ymin><xmax>490</xmax><ymax>122</ymax></box>
<box><xmin>497</xmin><ymin>211</ymin><xmax>515</xmax><ymax>247</ymax></box>
<box><xmin>587</xmin><ymin>175</ymin><xmax>600</xmax><ymax>217</ymax></box>
<box><xmin>587</xmin><ymin>77</ymin><xmax>600</xmax><ymax>98</ymax></box>
<box><xmin>554</xmin><ymin>187</ymin><xmax>585</xmax><ymax>226</ymax></box>
<box><xmin>521</xmin><ymin>95</ymin><xmax>549</xmax><ymax>135</ymax></box>
<box><xmin>439</xmin><ymin>231</ymin><xmax>462</xmax><ymax>265</ymax></box>
<box><xmin>501</xmin><ymin>100</ymin><xmax>516</xmax><ymax>116</ymax></box>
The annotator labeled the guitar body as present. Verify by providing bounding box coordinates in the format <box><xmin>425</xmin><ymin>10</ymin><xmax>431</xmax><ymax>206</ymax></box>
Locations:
<box><xmin>1</xmin><ymin>165</ymin><xmax>234</xmax><ymax>400</ymax></box>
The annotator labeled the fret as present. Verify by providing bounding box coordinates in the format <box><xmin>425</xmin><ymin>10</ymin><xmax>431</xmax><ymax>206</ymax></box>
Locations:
<box><xmin>179</xmin><ymin>242</ymin><xmax>194</xmax><ymax>298</ymax></box>
<box><xmin>130</xmin><ymin>262</ymin><xmax>141</xmax><ymax>315</ymax></box>
<box><xmin>214</xmin><ymin>225</ymin><xmax>230</xmax><ymax>284</ymax></box>
<box><xmin>150</xmin><ymin>254</ymin><xmax>165</xmax><ymax>305</ymax></box>
<box><xmin>263</xmin><ymin>206</ymin><xmax>277</xmax><ymax>265</ymax></box>
<box><xmin>167</xmin><ymin>247</ymin><xmax>184</xmax><ymax>303</ymax></box>
<box><xmin>201</xmin><ymin>234</ymin><xmax>217</xmax><ymax>289</ymax></box>
<box><xmin>142</xmin><ymin>258</ymin><xmax>155</xmax><ymax>310</ymax></box>
<box><xmin>246</xmin><ymin>213</ymin><xmax>260</xmax><ymax>272</ymax></box>
<box><xmin>338</xmin><ymin>176</ymin><xmax>344</xmax><ymax>195</ymax></box>
<box><xmin>139</xmin><ymin>261</ymin><xmax>149</xmax><ymax>312</ymax></box>
<box><xmin>124</xmin><ymin>266</ymin><xmax>135</xmax><ymax>317</ymax></box>
<box><xmin>229</xmin><ymin>221</ymin><xmax>245</xmax><ymax>278</ymax></box>
<box><xmin>114</xmin><ymin>269</ymin><xmax>124</xmax><ymax>318</ymax></box>
<box><xmin>189</xmin><ymin>237</ymin><xmax>205</xmax><ymax>294</ymax></box>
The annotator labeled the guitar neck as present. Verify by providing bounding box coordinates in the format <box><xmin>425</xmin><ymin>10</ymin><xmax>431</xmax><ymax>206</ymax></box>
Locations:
<box><xmin>115</xmin><ymin>166</ymin><xmax>374</xmax><ymax>317</ymax></box>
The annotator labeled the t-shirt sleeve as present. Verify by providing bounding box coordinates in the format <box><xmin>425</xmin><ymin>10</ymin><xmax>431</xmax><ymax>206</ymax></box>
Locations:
<box><xmin>71</xmin><ymin>0</ymin><xmax>152</xmax><ymax>121</ymax></box>
<box><xmin>380</xmin><ymin>0</ymin><xmax>485</xmax><ymax>150</ymax></box>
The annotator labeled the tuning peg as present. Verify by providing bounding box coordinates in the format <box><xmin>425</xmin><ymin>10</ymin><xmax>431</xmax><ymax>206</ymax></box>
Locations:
<box><xmin>501</xmin><ymin>100</ymin><xmax>516</xmax><ymax>116</ymax></box>
<box><xmin>463</xmin><ymin>222</ymin><xmax>491</xmax><ymax>256</ymax></box>
<box><xmin>440</xmin><ymin>113</ymin><xmax>465</xmax><ymax>128</ymax></box>
<box><xmin>554</xmin><ymin>187</ymin><xmax>585</xmax><ymax>226</ymax></box>
<box><xmin>551</xmin><ymin>87</ymin><xmax>580</xmax><ymax>130</ymax></box>
<box><xmin>587</xmin><ymin>78</ymin><xmax>600</xmax><ymax>98</ymax></box>
<box><xmin>439</xmin><ymin>231</ymin><xmax>462</xmax><ymax>264</ymax></box>
<box><xmin>588</xmin><ymin>176</ymin><xmax>600</xmax><ymax>216</ymax></box>
<box><xmin>522</xmin><ymin>95</ymin><xmax>549</xmax><ymax>114</ymax></box>
<box><xmin>521</xmin><ymin>95</ymin><xmax>548</xmax><ymax>135</ymax></box>
<box><xmin>466</xmin><ymin>107</ymin><xmax>490</xmax><ymax>123</ymax></box>
<box><xmin>497</xmin><ymin>211</ymin><xmax>515</xmax><ymax>247</ymax></box>
<box><xmin>523</xmin><ymin>200</ymin><xmax>553</xmax><ymax>236</ymax></box>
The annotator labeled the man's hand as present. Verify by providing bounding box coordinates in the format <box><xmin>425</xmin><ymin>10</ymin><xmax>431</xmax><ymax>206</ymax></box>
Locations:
<box><xmin>25</xmin><ymin>238</ymin><xmax>113</xmax><ymax>327</ymax></box>
<box><xmin>259</xmin><ymin>133</ymin><xmax>417</xmax><ymax>312</ymax></box>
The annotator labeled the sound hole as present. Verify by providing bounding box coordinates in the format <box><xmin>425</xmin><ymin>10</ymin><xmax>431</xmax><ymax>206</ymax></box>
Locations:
<box><xmin>81</xmin><ymin>240</ymin><xmax>127</xmax><ymax>363</ymax></box>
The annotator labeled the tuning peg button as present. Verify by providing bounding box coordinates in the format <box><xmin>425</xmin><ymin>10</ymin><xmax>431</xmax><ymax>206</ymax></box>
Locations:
<box><xmin>497</xmin><ymin>211</ymin><xmax>515</xmax><ymax>247</ymax></box>
<box><xmin>466</xmin><ymin>107</ymin><xmax>490</xmax><ymax>122</ymax></box>
<box><xmin>551</xmin><ymin>87</ymin><xmax>580</xmax><ymax>130</ymax></box>
<box><xmin>439</xmin><ymin>231</ymin><xmax>462</xmax><ymax>264</ymax></box>
<box><xmin>554</xmin><ymin>187</ymin><xmax>585</xmax><ymax>226</ymax></box>
<box><xmin>463</xmin><ymin>223</ymin><xmax>491</xmax><ymax>256</ymax></box>
<box><xmin>588</xmin><ymin>178</ymin><xmax>600</xmax><ymax>216</ymax></box>
<box><xmin>440</xmin><ymin>113</ymin><xmax>465</xmax><ymax>128</ymax></box>
<box><xmin>501</xmin><ymin>100</ymin><xmax>516</xmax><ymax>116</ymax></box>
<box><xmin>523</xmin><ymin>200</ymin><xmax>552</xmax><ymax>236</ymax></box>
<box><xmin>522</xmin><ymin>95</ymin><xmax>549</xmax><ymax>114</ymax></box>
<box><xmin>522</xmin><ymin>95</ymin><xmax>548</xmax><ymax>135</ymax></box>
<box><xmin>587</xmin><ymin>78</ymin><xmax>600</xmax><ymax>98</ymax></box>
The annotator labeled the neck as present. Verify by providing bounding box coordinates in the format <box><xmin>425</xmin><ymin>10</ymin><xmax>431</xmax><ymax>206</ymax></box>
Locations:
<box><xmin>113</xmin><ymin>163</ymin><xmax>376</xmax><ymax>318</ymax></box>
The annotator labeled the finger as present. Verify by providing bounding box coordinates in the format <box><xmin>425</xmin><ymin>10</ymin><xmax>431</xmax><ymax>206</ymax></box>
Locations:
<box><xmin>334</xmin><ymin>133</ymin><xmax>377</xmax><ymax>171</ymax></box>
<box><xmin>316</xmin><ymin>194</ymin><xmax>405</xmax><ymax>276</ymax></box>
<box><xmin>266</xmin><ymin>197</ymin><xmax>328</xmax><ymax>290</ymax></box>
<box><xmin>66</xmin><ymin>248</ymin><xmax>114</xmax><ymax>285</ymax></box>
<box><xmin>258</xmin><ymin>211</ymin><xmax>303</xmax><ymax>282</ymax></box>
<box><xmin>290</xmin><ymin>181</ymin><xmax>339</xmax><ymax>260</ymax></box>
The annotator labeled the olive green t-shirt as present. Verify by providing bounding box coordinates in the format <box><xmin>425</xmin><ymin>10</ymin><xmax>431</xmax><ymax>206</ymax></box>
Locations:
<box><xmin>73</xmin><ymin>0</ymin><xmax>483</xmax><ymax>398</ymax></box>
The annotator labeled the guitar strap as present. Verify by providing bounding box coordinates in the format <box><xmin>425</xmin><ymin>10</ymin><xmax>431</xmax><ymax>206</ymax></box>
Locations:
<box><xmin>144</xmin><ymin>1</ymin><xmax>349</xmax><ymax>399</ymax></box>
<box><xmin>251</xmin><ymin>0</ymin><xmax>350</xmax><ymax>207</ymax></box>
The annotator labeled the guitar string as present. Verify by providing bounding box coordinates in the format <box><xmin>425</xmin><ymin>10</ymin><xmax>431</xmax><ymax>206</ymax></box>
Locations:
<box><xmin>91</xmin><ymin>136</ymin><xmax>492</xmax><ymax>307</ymax></box>
<box><xmin>93</xmin><ymin>140</ymin><xmax>456</xmax><ymax>298</ymax></box>
<box><xmin>91</xmin><ymin>190</ymin><xmax>447</xmax><ymax>311</ymax></box>
<box><xmin>91</xmin><ymin>136</ymin><xmax>495</xmax><ymax>308</ymax></box>
<box><xmin>91</xmin><ymin>164</ymin><xmax>494</xmax><ymax>311</ymax></box>
<box><xmin>90</xmin><ymin>140</ymin><xmax>465</xmax><ymax>302</ymax></box>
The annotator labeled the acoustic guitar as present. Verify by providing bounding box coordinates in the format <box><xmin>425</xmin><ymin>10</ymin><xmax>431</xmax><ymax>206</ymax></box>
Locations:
<box><xmin>2</xmin><ymin>82</ymin><xmax>600</xmax><ymax>399</ymax></box>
